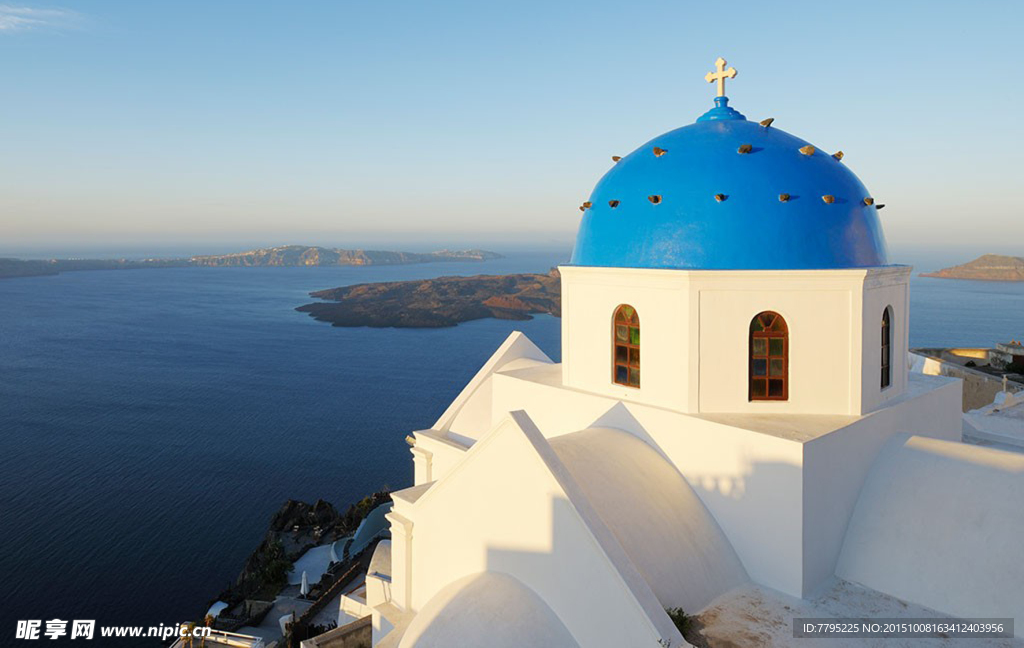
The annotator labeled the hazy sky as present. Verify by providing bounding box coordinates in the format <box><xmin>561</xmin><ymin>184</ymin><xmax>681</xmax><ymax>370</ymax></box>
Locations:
<box><xmin>1</xmin><ymin>0</ymin><xmax>1021</xmax><ymax>256</ymax></box>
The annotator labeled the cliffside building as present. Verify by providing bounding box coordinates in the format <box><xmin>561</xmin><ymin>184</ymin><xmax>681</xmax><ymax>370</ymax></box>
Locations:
<box><xmin>333</xmin><ymin>59</ymin><xmax>1024</xmax><ymax>647</ymax></box>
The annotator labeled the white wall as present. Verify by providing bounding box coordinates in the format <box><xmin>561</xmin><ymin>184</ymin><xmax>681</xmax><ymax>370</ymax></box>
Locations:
<box><xmin>489</xmin><ymin>368</ymin><xmax>807</xmax><ymax>597</ymax></box>
<box><xmin>802</xmin><ymin>374</ymin><xmax>961</xmax><ymax>594</ymax></box>
<box><xmin>488</xmin><ymin>359</ymin><xmax>960</xmax><ymax>598</ymax></box>
<box><xmin>560</xmin><ymin>266</ymin><xmax>694</xmax><ymax>411</ymax></box>
<box><xmin>560</xmin><ymin>266</ymin><xmax>910</xmax><ymax>416</ymax></box>
<box><xmin>398</xmin><ymin>414</ymin><xmax>680</xmax><ymax>647</ymax></box>
<box><xmin>837</xmin><ymin>435</ymin><xmax>1024</xmax><ymax>635</ymax></box>
<box><xmin>859</xmin><ymin>267</ymin><xmax>912</xmax><ymax>414</ymax></box>
<box><xmin>695</xmin><ymin>276</ymin><xmax>854</xmax><ymax>414</ymax></box>
<box><xmin>411</xmin><ymin>430</ymin><xmax>469</xmax><ymax>485</ymax></box>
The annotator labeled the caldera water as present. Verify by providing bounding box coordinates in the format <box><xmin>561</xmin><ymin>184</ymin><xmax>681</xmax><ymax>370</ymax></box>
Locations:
<box><xmin>0</xmin><ymin>251</ymin><xmax>1021</xmax><ymax>639</ymax></box>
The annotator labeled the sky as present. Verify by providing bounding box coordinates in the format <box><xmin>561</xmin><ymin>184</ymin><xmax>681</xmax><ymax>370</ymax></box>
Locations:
<box><xmin>0</xmin><ymin>0</ymin><xmax>1022</xmax><ymax>259</ymax></box>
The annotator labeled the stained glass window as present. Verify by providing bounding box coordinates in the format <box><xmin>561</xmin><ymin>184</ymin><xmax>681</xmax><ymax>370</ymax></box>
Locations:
<box><xmin>881</xmin><ymin>307</ymin><xmax>892</xmax><ymax>389</ymax></box>
<box><xmin>750</xmin><ymin>311</ymin><xmax>787</xmax><ymax>401</ymax></box>
<box><xmin>613</xmin><ymin>305</ymin><xmax>640</xmax><ymax>388</ymax></box>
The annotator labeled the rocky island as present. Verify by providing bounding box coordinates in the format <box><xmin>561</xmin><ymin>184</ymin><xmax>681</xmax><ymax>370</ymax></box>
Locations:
<box><xmin>0</xmin><ymin>246</ymin><xmax>501</xmax><ymax>279</ymax></box>
<box><xmin>920</xmin><ymin>254</ymin><xmax>1024</xmax><ymax>281</ymax></box>
<box><xmin>297</xmin><ymin>270</ymin><xmax>561</xmax><ymax>328</ymax></box>
<box><xmin>189</xmin><ymin>245</ymin><xmax>501</xmax><ymax>267</ymax></box>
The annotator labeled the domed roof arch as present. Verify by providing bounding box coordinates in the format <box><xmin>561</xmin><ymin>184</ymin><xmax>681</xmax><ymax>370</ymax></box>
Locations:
<box><xmin>570</xmin><ymin>97</ymin><xmax>889</xmax><ymax>271</ymax></box>
<box><xmin>398</xmin><ymin>571</ymin><xmax>580</xmax><ymax>648</ymax></box>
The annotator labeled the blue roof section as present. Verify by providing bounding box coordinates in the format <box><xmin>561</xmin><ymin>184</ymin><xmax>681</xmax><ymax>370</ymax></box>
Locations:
<box><xmin>570</xmin><ymin>98</ymin><xmax>889</xmax><ymax>271</ymax></box>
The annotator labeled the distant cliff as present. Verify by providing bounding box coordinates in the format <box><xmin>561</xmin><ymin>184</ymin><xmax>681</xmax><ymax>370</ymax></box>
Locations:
<box><xmin>189</xmin><ymin>246</ymin><xmax>501</xmax><ymax>267</ymax></box>
<box><xmin>0</xmin><ymin>258</ymin><xmax>60</xmax><ymax>278</ymax></box>
<box><xmin>297</xmin><ymin>270</ymin><xmax>561</xmax><ymax>328</ymax></box>
<box><xmin>0</xmin><ymin>257</ymin><xmax>186</xmax><ymax>278</ymax></box>
<box><xmin>920</xmin><ymin>254</ymin><xmax>1024</xmax><ymax>282</ymax></box>
<box><xmin>0</xmin><ymin>247</ymin><xmax>501</xmax><ymax>279</ymax></box>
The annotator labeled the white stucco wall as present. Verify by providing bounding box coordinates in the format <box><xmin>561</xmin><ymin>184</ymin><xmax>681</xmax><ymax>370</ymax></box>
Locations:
<box><xmin>696</xmin><ymin>278</ymin><xmax>854</xmax><ymax>414</ymax></box>
<box><xmin>397</xmin><ymin>413</ymin><xmax>682</xmax><ymax>647</ymax></box>
<box><xmin>432</xmin><ymin>331</ymin><xmax>552</xmax><ymax>444</ymax></box>
<box><xmin>410</xmin><ymin>430</ymin><xmax>468</xmax><ymax>486</ymax></box>
<box><xmin>560</xmin><ymin>265</ymin><xmax>910</xmax><ymax>417</ymax></box>
<box><xmin>859</xmin><ymin>267</ymin><xmax>911</xmax><ymax>414</ymax></box>
<box><xmin>837</xmin><ymin>435</ymin><xmax>1024</xmax><ymax>635</ymax></box>
<box><xmin>560</xmin><ymin>266</ymin><xmax>694</xmax><ymax>410</ymax></box>
<box><xmin>801</xmin><ymin>374</ymin><xmax>962</xmax><ymax>594</ymax></box>
<box><xmin>548</xmin><ymin>427</ymin><xmax>748</xmax><ymax>612</ymax></box>
<box><xmin>486</xmin><ymin>351</ymin><xmax>961</xmax><ymax>598</ymax></box>
<box><xmin>408</xmin><ymin>328</ymin><xmax>963</xmax><ymax>609</ymax></box>
<box><xmin>488</xmin><ymin>367</ymin><xmax>807</xmax><ymax>597</ymax></box>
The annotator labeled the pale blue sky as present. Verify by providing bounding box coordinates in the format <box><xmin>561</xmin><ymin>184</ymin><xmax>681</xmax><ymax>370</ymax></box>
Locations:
<box><xmin>1</xmin><ymin>0</ymin><xmax>1021</xmax><ymax>258</ymax></box>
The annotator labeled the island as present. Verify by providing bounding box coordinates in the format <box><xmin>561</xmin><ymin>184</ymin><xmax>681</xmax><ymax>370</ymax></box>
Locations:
<box><xmin>188</xmin><ymin>246</ymin><xmax>500</xmax><ymax>267</ymax></box>
<box><xmin>297</xmin><ymin>270</ymin><xmax>561</xmax><ymax>328</ymax></box>
<box><xmin>0</xmin><ymin>246</ymin><xmax>501</xmax><ymax>279</ymax></box>
<box><xmin>920</xmin><ymin>254</ymin><xmax>1024</xmax><ymax>281</ymax></box>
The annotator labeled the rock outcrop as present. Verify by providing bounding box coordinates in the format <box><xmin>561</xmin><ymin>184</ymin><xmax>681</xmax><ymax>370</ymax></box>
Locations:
<box><xmin>921</xmin><ymin>254</ymin><xmax>1024</xmax><ymax>281</ymax></box>
<box><xmin>190</xmin><ymin>246</ymin><xmax>501</xmax><ymax>267</ymax></box>
<box><xmin>297</xmin><ymin>270</ymin><xmax>562</xmax><ymax>328</ymax></box>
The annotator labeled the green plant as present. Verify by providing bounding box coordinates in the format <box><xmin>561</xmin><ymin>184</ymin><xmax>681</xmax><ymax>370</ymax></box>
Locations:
<box><xmin>665</xmin><ymin>607</ymin><xmax>693</xmax><ymax>636</ymax></box>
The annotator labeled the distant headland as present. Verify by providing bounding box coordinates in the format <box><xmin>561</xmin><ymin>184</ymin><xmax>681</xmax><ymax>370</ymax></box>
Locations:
<box><xmin>0</xmin><ymin>246</ymin><xmax>502</xmax><ymax>279</ymax></box>
<box><xmin>920</xmin><ymin>254</ymin><xmax>1024</xmax><ymax>282</ymax></box>
<box><xmin>297</xmin><ymin>270</ymin><xmax>561</xmax><ymax>328</ymax></box>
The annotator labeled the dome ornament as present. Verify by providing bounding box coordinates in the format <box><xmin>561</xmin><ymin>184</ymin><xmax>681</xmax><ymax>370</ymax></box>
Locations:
<box><xmin>705</xmin><ymin>57</ymin><xmax>737</xmax><ymax>97</ymax></box>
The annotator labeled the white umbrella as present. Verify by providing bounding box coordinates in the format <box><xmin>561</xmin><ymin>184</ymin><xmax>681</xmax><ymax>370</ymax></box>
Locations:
<box><xmin>300</xmin><ymin>570</ymin><xmax>309</xmax><ymax>597</ymax></box>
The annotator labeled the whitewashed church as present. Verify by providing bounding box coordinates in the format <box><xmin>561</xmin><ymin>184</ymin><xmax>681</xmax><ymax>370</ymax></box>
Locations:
<box><xmin>339</xmin><ymin>60</ymin><xmax>1024</xmax><ymax>647</ymax></box>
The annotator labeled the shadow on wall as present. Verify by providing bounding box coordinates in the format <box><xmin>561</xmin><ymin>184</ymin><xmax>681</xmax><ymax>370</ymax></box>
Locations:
<box><xmin>572</xmin><ymin>400</ymin><xmax>803</xmax><ymax>598</ymax></box>
<box><xmin>682</xmin><ymin>459</ymin><xmax>804</xmax><ymax>599</ymax></box>
<box><xmin>688</xmin><ymin>461</ymin><xmax>801</xmax><ymax>503</ymax></box>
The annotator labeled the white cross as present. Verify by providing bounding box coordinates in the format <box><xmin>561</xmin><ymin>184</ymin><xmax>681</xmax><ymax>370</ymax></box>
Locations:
<box><xmin>705</xmin><ymin>57</ymin><xmax>737</xmax><ymax>97</ymax></box>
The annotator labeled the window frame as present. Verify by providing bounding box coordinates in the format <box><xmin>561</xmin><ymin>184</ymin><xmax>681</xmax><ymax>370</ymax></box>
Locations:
<box><xmin>749</xmin><ymin>311</ymin><xmax>788</xmax><ymax>401</ymax></box>
<box><xmin>881</xmin><ymin>306</ymin><xmax>892</xmax><ymax>390</ymax></box>
<box><xmin>612</xmin><ymin>305</ymin><xmax>640</xmax><ymax>389</ymax></box>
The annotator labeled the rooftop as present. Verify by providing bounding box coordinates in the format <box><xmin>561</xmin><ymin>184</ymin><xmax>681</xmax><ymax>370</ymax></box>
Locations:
<box><xmin>570</xmin><ymin>58</ymin><xmax>888</xmax><ymax>272</ymax></box>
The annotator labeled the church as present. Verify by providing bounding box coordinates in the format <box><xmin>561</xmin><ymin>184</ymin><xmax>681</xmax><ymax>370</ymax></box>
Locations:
<box><xmin>336</xmin><ymin>59</ymin><xmax>1024</xmax><ymax>647</ymax></box>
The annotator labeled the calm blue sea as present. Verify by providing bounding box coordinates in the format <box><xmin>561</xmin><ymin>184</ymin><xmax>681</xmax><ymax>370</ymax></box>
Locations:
<box><xmin>0</xmin><ymin>252</ymin><xmax>1022</xmax><ymax>641</ymax></box>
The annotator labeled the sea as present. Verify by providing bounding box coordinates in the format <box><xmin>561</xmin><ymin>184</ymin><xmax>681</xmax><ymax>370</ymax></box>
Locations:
<box><xmin>1</xmin><ymin>250</ymin><xmax>1022</xmax><ymax>641</ymax></box>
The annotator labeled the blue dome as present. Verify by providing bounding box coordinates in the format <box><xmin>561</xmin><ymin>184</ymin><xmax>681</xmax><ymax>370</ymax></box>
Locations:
<box><xmin>570</xmin><ymin>98</ymin><xmax>889</xmax><ymax>270</ymax></box>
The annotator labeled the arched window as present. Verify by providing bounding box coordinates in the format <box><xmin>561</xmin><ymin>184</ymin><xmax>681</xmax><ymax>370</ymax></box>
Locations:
<box><xmin>881</xmin><ymin>306</ymin><xmax>892</xmax><ymax>389</ymax></box>
<box><xmin>613</xmin><ymin>305</ymin><xmax>640</xmax><ymax>388</ymax></box>
<box><xmin>750</xmin><ymin>311</ymin><xmax>788</xmax><ymax>401</ymax></box>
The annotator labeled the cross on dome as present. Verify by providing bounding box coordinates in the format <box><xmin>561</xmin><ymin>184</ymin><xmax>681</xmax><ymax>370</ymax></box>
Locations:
<box><xmin>705</xmin><ymin>57</ymin><xmax>737</xmax><ymax>97</ymax></box>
